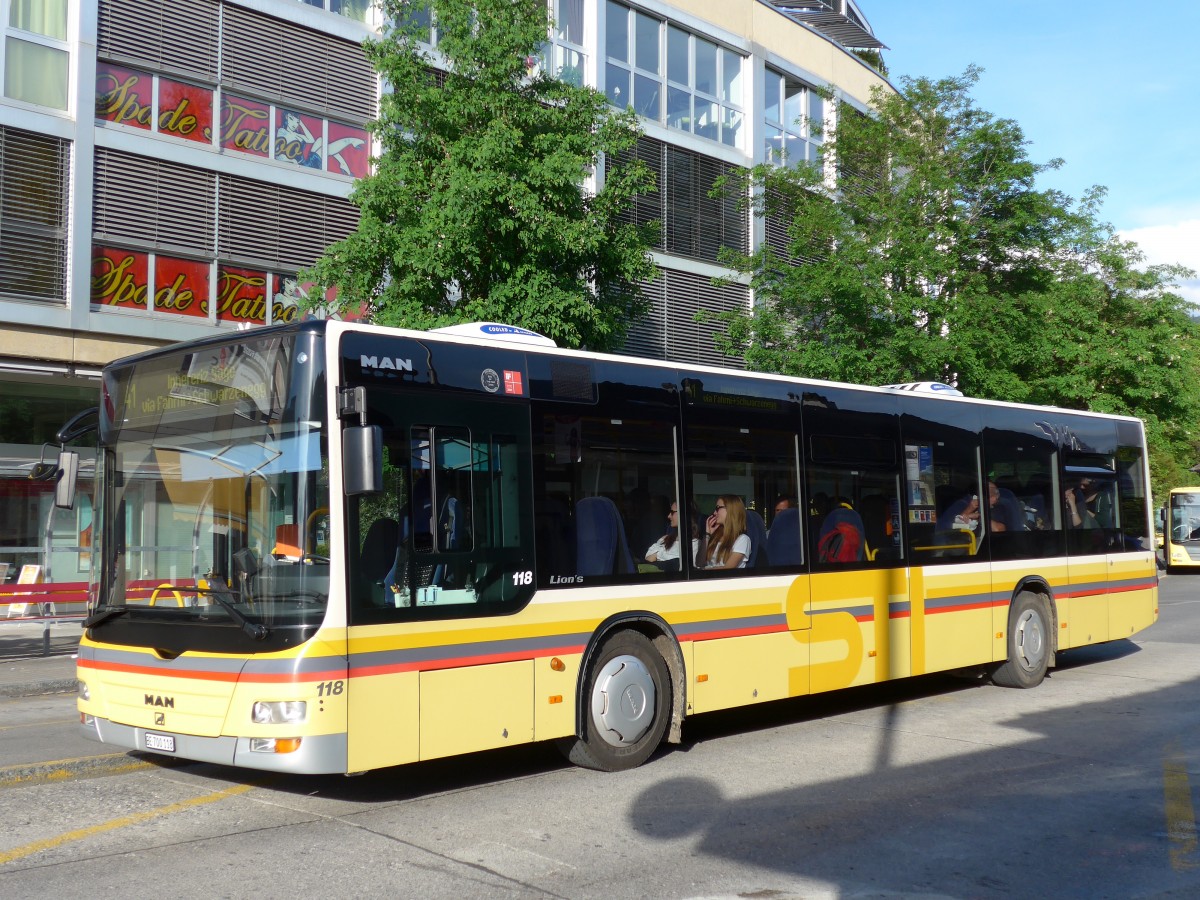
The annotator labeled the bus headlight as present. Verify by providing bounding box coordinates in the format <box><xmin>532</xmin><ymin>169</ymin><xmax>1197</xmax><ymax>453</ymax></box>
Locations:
<box><xmin>252</xmin><ymin>700</ymin><xmax>307</xmax><ymax>725</ymax></box>
<box><xmin>78</xmin><ymin>680</ymin><xmax>89</xmax><ymax>701</ymax></box>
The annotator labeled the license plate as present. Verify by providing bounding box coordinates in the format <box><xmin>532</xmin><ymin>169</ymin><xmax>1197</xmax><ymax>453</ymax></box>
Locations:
<box><xmin>145</xmin><ymin>732</ymin><xmax>176</xmax><ymax>753</ymax></box>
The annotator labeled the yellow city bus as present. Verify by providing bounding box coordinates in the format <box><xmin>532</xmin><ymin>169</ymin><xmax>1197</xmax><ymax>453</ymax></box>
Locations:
<box><xmin>73</xmin><ymin>320</ymin><xmax>1158</xmax><ymax>774</ymax></box>
<box><xmin>1161</xmin><ymin>487</ymin><xmax>1200</xmax><ymax>572</ymax></box>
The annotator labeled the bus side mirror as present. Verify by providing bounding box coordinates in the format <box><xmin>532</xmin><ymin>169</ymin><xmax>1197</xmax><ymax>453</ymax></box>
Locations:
<box><xmin>343</xmin><ymin>425</ymin><xmax>383</xmax><ymax>496</ymax></box>
<box><xmin>55</xmin><ymin>449</ymin><xmax>80</xmax><ymax>510</ymax></box>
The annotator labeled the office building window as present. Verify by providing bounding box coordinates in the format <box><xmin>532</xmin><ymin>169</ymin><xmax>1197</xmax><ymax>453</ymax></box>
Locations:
<box><xmin>606</xmin><ymin>1</ymin><xmax>744</xmax><ymax>149</ymax></box>
<box><xmin>764</xmin><ymin>67</ymin><xmax>822</xmax><ymax>166</ymax></box>
<box><xmin>0</xmin><ymin>125</ymin><xmax>70</xmax><ymax>304</ymax></box>
<box><xmin>546</xmin><ymin>0</ymin><xmax>586</xmax><ymax>86</ymax></box>
<box><xmin>3</xmin><ymin>0</ymin><xmax>69</xmax><ymax>109</ymax></box>
<box><xmin>295</xmin><ymin>0</ymin><xmax>372</xmax><ymax>24</ymax></box>
<box><xmin>607</xmin><ymin>134</ymin><xmax>746</xmax><ymax>264</ymax></box>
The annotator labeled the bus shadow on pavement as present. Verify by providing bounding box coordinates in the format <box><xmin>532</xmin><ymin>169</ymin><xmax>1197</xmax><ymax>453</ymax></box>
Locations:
<box><xmin>627</xmin><ymin>647</ymin><xmax>1198</xmax><ymax>898</ymax></box>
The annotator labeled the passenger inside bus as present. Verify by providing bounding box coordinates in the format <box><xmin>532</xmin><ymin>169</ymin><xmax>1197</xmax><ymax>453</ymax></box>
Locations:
<box><xmin>987</xmin><ymin>480</ymin><xmax>1026</xmax><ymax>532</ymax></box>
<box><xmin>701</xmin><ymin>495</ymin><xmax>752</xmax><ymax>569</ymax></box>
<box><xmin>1065</xmin><ymin>478</ymin><xmax>1099</xmax><ymax>529</ymax></box>
<box><xmin>643</xmin><ymin>503</ymin><xmax>698</xmax><ymax>572</ymax></box>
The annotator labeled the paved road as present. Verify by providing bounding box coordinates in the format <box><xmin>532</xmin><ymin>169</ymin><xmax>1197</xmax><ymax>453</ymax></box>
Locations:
<box><xmin>1</xmin><ymin>576</ymin><xmax>1198</xmax><ymax>897</ymax></box>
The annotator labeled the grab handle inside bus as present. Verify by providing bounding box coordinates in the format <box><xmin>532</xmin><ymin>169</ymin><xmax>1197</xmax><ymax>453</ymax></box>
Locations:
<box><xmin>343</xmin><ymin>425</ymin><xmax>383</xmax><ymax>495</ymax></box>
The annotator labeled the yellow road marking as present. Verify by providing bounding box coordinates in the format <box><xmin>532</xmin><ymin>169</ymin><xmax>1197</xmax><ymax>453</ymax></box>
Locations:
<box><xmin>0</xmin><ymin>781</ymin><xmax>256</xmax><ymax>866</ymax></box>
<box><xmin>1163</xmin><ymin>741</ymin><xmax>1199</xmax><ymax>871</ymax></box>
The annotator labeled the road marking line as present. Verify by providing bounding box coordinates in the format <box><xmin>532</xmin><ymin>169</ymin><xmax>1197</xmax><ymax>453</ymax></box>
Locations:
<box><xmin>1163</xmin><ymin>740</ymin><xmax>1199</xmax><ymax>871</ymax></box>
<box><xmin>0</xmin><ymin>781</ymin><xmax>256</xmax><ymax>866</ymax></box>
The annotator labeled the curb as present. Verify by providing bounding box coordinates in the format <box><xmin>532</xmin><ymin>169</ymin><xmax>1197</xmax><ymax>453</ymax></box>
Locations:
<box><xmin>0</xmin><ymin>678</ymin><xmax>78</xmax><ymax>699</ymax></box>
<box><xmin>0</xmin><ymin>753</ymin><xmax>160</xmax><ymax>787</ymax></box>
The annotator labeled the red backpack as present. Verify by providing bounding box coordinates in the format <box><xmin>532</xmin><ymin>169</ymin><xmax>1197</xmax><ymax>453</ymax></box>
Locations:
<box><xmin>818</xmin><ymin>517</ymin><xmax>863</xmax><ymax>563</ymax></box>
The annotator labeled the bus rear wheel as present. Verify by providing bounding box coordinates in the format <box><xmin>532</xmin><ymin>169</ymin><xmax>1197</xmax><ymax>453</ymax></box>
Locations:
<box><xmin>562</xmin><ymin>630</ymin><xmax>671</xmax><ymax>772</ymax></box>
<box><xmin>992</xmin><ymin>590</ymin><xmax>1051</xmax><ymax>689</ymax></box>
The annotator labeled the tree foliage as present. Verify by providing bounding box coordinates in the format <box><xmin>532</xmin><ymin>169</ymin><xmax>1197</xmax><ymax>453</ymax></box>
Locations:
<box><xmin>717</xmin><ymin>67</ymin><xmax>1200</xmax><ymax>494</ymax></box>
<box><xmin>304</xmin><ymin>0</ymin><xmax>657</xmax><ymax>351</ymax></box>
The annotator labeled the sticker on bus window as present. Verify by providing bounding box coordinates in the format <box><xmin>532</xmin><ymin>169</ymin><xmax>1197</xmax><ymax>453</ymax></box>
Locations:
<box><xmin>503</xmin><ymin>370</ymin><xmax>524</xmax><ymax>395</ymax></box>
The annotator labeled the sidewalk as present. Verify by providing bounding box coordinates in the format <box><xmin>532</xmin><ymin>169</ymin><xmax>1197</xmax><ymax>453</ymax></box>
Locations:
<box><xmin>0</xmin><ymin>620</ymin><xmax>82</xmax><ymax>698</ymax></box>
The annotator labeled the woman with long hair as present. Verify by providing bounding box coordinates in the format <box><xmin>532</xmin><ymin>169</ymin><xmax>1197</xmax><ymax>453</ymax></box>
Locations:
<box><xmin>644</xmin><ymin>502</ymin><xmax>697</xmax><ymax>569</ymax></box>
<box><xmin>703</xmin><ymin>495</ymin><xmax>751</xmax><ymax>569</ymax></box>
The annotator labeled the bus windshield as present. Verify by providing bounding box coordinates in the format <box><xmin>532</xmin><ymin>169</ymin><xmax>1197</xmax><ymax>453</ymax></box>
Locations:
<box><xmin>1170</xmin><ymin>492</ymin><xmax>1200</xmax><ymax>544</ymax></box>
<box><xmin>94</xmin><ymin>329</ymin><xmax>329</xmax><ymax>650</ymax></box>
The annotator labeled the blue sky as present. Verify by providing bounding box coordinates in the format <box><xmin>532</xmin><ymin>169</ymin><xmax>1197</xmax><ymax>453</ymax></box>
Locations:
<box><xmin>862</xmin><ymin>1</ymin><xmax>1200</xmax><ymax>302</ymax></box>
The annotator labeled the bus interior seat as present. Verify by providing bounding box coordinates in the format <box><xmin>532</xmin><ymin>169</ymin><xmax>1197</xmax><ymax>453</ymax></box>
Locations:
<box><xmin>859</xmin><ymin>493</ymin><xmax>894</xmax><ymax>560</ymax></box>
<box><xmin>766</xmin><ymin>507</ymin><xmax>802</xmax><ymax>566</ymax></box>
<box><xmin>745</xmin><ymin>509</ymin><xmax>768</xmax><ymax>567</ymax></box>
<box><xmin>537</xmin><ymin>495</ymin><xmax>576</xmax><ymax>576</ymax></box>
<box><xmin>360</xmin><ymin>517</ymin><xmax>400</xmax><ymax>603</ymax></box>
<box><xmin>575</xmin><ymin>496</ymin><xmax>635</xmax><ymax>576</ymax></box>
<box><xmin>995</xmin><ymin>486</ymin><xmax>1027</xmax><ymax>531</ymax></box>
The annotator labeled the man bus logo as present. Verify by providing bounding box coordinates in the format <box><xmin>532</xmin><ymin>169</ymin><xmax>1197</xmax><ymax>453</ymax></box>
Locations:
<box><xmin>145</xmin><ymin>694</ymin><xmax>175</xmax><ymax>708</ymax></box>
<box><xmin>360</xmin><ymin>354</ymin><xmax>413</xmax><ymax>372</ymax></box>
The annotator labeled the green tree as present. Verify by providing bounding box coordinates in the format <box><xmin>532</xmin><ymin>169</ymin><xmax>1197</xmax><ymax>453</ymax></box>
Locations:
<box><xmin>717</xmin><ymin>67</ymin><xmax>1200</xmax><ymax>494</ymax></box>
<box><xmin>304</xmin><ymin>0</ymin><xmax>657</xmax><ymax>351</ymax></box>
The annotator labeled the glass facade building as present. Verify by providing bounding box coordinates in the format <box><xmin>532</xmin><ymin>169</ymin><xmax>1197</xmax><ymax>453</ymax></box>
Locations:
<box><xmin>0</xmin><ymin>0</ymin><xmax>889</xmax><ymax>604</ymax></box>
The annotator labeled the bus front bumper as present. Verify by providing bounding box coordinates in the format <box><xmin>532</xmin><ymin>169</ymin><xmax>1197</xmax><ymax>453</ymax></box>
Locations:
<box><xmin>79</xmin><ymin>714</ymin><xmax>348</xmax><ymax>775</ymax></box>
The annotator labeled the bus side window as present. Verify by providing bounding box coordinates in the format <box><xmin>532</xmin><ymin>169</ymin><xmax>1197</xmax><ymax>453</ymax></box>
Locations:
<box><xmin>901</xmin><ymin>407</ymin><xmax>983</xmax><ymax>563</ymax></box>
<box><xmin>532</xmin><ymin>413</ymin><xmax>677</xmax><ymax>587</ymax></box>
<box><xmin>1115</xmin><ymin>426</ymin><xmax>1150</xmax><ymax>552</ymax></box>
<box><xmin>983</xmin><ymin>418</ymin><xmax>1059</xmax><ymax>561</ymax></box>
<box><xmin>684</xmin><ymin>422</ymin><xmax>799</xmax><ymax>574</ymax></box>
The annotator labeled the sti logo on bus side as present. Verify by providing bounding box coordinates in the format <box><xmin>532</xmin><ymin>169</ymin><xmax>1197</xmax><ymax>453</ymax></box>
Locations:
<box><xmin>360</xmin><ymin>354</ymin><xmax>414</xmax><ymax>372</ymax></box>
<box><xmin>145</xmin><ymin>694</ymin><xmax>175</xmax><ymax>708</ymax></box>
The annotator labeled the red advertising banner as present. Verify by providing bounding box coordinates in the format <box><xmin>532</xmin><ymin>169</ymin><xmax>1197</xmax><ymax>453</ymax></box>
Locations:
<box><xmin>154</xmin><ymin>255</ymin><xmax>209</xmax><ymax>319</ymax></box>
<box><xmin>217</xmin><ymin>266</ymin><xmax>268</xmax><ymax>324</ymax></box>
<box><xmin>221</xmin><ymin>95</ymin><xmax>270</xmax><ymax>157</ymax></box>
<box><xmin>327</xmin><ymin>121</ymin><xmax>370</xmax><ymax>178</ymax></box>
<box><xmin>274</xmin><ymin>109</ymin><xmax>325</xmax><ymax>169</ymax></box>
<box><xmin>159</xmin><ymin>78</ymin><xmax>214</xmax><ymax>145</ymax></box>
<box><xmin>91</xmin><ymin>246</ymin><xmax>149</xmax><ymax>310</ymax></box>
<box><xmin>95</xmin><ymin>63</ymin><xmax>152</xmax><ymax>130</ymax></box>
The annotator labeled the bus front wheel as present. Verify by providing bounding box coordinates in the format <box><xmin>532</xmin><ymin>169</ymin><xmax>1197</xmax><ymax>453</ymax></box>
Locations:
<box><xmin>562</xmin><ymin>630</ymin><xmax>671</xmax><ymax>772</ymax></box>
<box><xmin>992</xmin><ymin>591</ymin><xmax>1051</xmax><ymax>689</ymax></box>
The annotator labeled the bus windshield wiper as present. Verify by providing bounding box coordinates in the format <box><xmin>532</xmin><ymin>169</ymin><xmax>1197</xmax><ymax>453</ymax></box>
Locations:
<box><xmin>197</xmin><ymin>582</ymin><xmax>270</xmax><ymax>641</ymax></box>
<box><xmin>83</xmin><ymin>605</ymin><xmax>129</xmax><ymax>629</ymax></box>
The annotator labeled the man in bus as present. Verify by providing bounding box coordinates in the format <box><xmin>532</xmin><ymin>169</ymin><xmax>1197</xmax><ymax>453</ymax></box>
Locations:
<box><xmin>987</xmin><ymin>480</ymin><xmax>1025</xmax><ymax>532</ymax></box>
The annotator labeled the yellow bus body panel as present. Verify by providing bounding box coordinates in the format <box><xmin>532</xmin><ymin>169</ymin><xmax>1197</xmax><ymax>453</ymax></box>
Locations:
<box><xmin>1065</xmin><ymin>556</ymin><xmax>1111</xmax><ymax>647</ymax></box>
<box><xmin>1108</xmin><ymin>552</ymin><xmax>1159</xmax><ymax>640</ymax></box>
<box><xmin>78</xmin><ymin>651</ymin><xmax>232</xmax><ymax>738</ymax></box>
<box><xmin>346</xmin><ymin>669</ymin><xmax>419</xmax><ymax>772</ymax></box>
<box><xmin>80</xmin><ymin>550</ymin><xmax>1157</xmax><ymax>774</ymax></box>
<box><xmin>915</xmin><ymin>564</ymin><xmax>994</xmax><ymax>675</ymax></box>
<box><xmin>691</xmin><ymin>631</ymin><xmax>801</xmax><ymax>713</ymax></box>
<box><xmin>534</xmin><ymin>651</ymin><xmax>582</xmax><ymax>742</ymax></box>
<box><xmin>419</xmin><ymin>660</ymin><xmax>534</xmax><ymax>760</ymax></box>
<box><xmin>76</xmin><ymin>641</ymin><xmax>349</xmax><ymax>742</ymax></box>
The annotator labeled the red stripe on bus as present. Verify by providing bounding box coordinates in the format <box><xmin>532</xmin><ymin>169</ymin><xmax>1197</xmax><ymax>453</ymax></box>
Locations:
<box><xmin>350</xmin><ymin>644</ymin><xmax>589</xmax><ymax>678</ymax></box>
<box><xmin>679</xmin><ymin>622</ymin><xmax>789</xmax><ymax>643</ymax></box>
<box><xmin>925</xmin><ymin>600</ymin><xmax>1007</xmax><ymax>615</ymax></box>
<box><xmin>78</xmin><ymin>659</ymin><xmax>348</xmax><ymax>684</ymax></box>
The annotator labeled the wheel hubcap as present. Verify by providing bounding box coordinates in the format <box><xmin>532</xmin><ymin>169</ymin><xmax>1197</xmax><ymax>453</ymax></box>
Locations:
<box><xmin>1015</xmin><ymin>609</ymin><xmax>1046</xmax><ymax>671</ymax></box>
<box><xmin>591</xmin><ymin>654</ymin><xmax>656</xmax><ymax>747</ymax></box>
